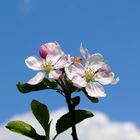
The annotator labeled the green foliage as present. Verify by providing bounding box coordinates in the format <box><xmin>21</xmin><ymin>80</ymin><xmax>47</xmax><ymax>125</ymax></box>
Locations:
<box><xmin>6</xmin><ymin>121</ymin><xmax>45</xmax><ymax>140</ymax></box>
<box><xmin>17</xmin><ymin>78</ymin><xmax>58</xmax><ymax>93</ymax></box>
<box><xmin>82</xmin><ymin>88</ymin><xmax>99</xmax><ymax>103</ymax></box>
<box><xmin>31</xmin><ymin>100</ymin><xmax>51</xmax><ymax>140</ymax></box>
<box><xmin>55</xmin><ymin>109</ymin><xmax>94</xmax><ymax>137</ymax></box>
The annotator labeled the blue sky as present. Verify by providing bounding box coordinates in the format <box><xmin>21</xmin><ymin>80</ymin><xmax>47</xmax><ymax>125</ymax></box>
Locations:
<box><xmin>0</xmin><ymin>0</ymin><xmax>140</xmax><ymax>130</ymax></box>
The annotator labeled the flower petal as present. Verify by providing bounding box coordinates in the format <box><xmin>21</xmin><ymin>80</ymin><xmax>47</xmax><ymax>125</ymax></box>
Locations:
<box><xmin>72</xmin><ymin>76</ymin><xmax>87</xmax><ymax>88</ymax></box>
<box><xmin>27</xmin><ymin>72</ymin><xmax>45</xmax><ymax>85</ymax></box>
<box><xmin>95</xmin><ymin>72</ymin><xmax>117</xmax><ymax>85</ymax></box>
<box><xmin>54</xmin><ymin>55</ymin><xmax>68</xmax><ymax>69</ymax></box>
<box><xmin>39</xmin><ymin>44</ymin><xmax>49</xmax><ymax>59</ymax></box>
<box><xmin>65</xmin><ymin>62</ymin><xmax>85</xmax><ymax>80</ymax></box>
<box><xmin>85</xmin><ymin>54</ymin><xmax>104</xmax><ymax>71</ymax></box>
<box><xmin>95</xmin><ymin>64</ymin><xmax>119</xmax><ymax>85</ymax></box>
<box><xmin>47</xmin><ymin>42</ymin><xmax>64</xmax><ymax>56</ymax></box>
<box><xmin>111</xmin><ymin>77</ymin><xmax>120</xmax><ymax>84</ymax></box>
<box><xmin>80</xmin><ymin>44</ymin><xmax>90</xmax><ymax>60</ymax></box>
<box><xmin>91</xmin><ymin>53</ymin><xmax>104</xmax><ymax>63</ymax></box>
<box><xmin>86</xmin><ymin>53</ymin><xmax>104</xmax><ymax>66</ymax></box>
<box><xmin>64</xmin><ymin>54</ymin><xmax>74</xmax><ymax>67</ymax></box>
<box><xmin>86</xmin><ymin>82</ymin><xmax>106</xmax><ymax>98</ymax></box>
<box><xmin>46</xmin><ymin>53</ymin><xmax>62</xmax><ymax>66</ymax></box>
<box><xmin>25</xmin><ymin>56</ymin><xmax>44</xmax><ymax>71</ymax></box>
<box><xmin>49</xmin><ymin>70</ymin><xmax>62</xmax><ymax>80</ymax></box>
<box><xmin>46</xmin><ymin>42</ymin><xmax>64</xmax><ymax>65</ymax></box>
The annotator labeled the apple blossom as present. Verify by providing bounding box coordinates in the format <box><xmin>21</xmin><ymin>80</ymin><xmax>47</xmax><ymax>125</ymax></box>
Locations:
<box><xmin>25</xmin><ymin>42</ymin><xmax>68</xmax><ymax>85</ymax></box>
<box><xmin>65</xmin><ymin>47</ymin><xmax>119</xmax><ymax>98</ymax></box>
<box><xmin>7</xmin><ymin>42</ymin><xmax>119</xmax><ymax>140</ymax></box>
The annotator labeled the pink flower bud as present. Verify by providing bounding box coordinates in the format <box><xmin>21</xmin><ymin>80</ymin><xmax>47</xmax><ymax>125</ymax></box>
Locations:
<box><xmin>39</xmin><ymin>44</ymin><xmax>49</xmax><ymax>59</ymax></box>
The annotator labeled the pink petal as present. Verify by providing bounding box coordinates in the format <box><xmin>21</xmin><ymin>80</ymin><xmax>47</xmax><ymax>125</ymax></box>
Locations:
<box><xmin>72</xmin><ymin>76</ymin><xmax>87</xmax><ymax>88</ymax></box>
<box><xmin>27</xmin><ymin>72</ymin><xmax>45</xmax><ymax>85</ymax></box>
<box><xmin>95</xmin><ymin>64</ymin><xmax>119</xmax><ymax>85</ymax></box>
<box><xmin>65</xmin><ymin>62</ymin><xmax>85</xmax><ymax>80</ymax></box>
<box><xmin>39</xmin><ymin>44</ymin><xmax>49</xmax><ymax>59</ymax></box>
<box><xmin>25</xmin><ymin>56</ymin><xmax>44</xmax><ymax>71</ymax></box>
<box><xmin>111</xmin><ymin>77</ymin><xmax>120</xmax><ymax>84</ymax></box>
<box><xmin>80</xmin><ymin>44</ymin><xmax>90</xmax><ymax>60</ymax></box>
<box><xmin>95</xmin><ymin>72</ymin><xmax>114</xmax><ymax>85</ymax></box>
<box><xmin>49</xmin><ymin>70</ymin><xmax>62</xmax><ymax>80</ymax></box>
<box><xmin>86</xmin><ymin>82</ymin><xmax>106</xmax><ymax>98</ymax></box>
<box><xmin>46</xmin><ymin>53</ymin><xmax>62</xmax><ymax>65</ymax></box>
<box><xmin>54</xmin><ymin>55</ymin><xmax>68</xmax><ymax>69</ymax></box>
<box><xmin>87</xmin><ymin>53</ymin><xmax>104</xmax><ymax>67</ymax></box>
<box><xmin>47</xmin><ymin>42</ymin><xmax>63</xmax><ymax>55</ymax></box>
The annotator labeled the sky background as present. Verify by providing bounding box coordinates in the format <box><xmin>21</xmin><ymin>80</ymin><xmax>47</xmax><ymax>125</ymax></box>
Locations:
<box><xmin>0</xmin><ymin>0</ymin><xmax>140</xmax><ymax>137</ymax></box>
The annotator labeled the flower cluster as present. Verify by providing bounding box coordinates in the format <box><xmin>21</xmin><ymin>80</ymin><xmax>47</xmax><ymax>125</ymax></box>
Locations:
<box><xmin>25</xmin><ymin>42</ymin><xmax>119</xmax><ymax>98</ymax></box>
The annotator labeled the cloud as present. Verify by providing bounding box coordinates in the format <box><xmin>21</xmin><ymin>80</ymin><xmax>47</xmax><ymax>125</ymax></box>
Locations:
<box><xmin>1</xmin><ymin>108</ymin><xmax>140</xmax><ymax>140</ymax></box>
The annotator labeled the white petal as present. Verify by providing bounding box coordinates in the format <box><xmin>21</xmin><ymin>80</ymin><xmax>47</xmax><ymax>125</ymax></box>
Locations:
<box><xmin>72</xmin><ymin>76</ymin><xmax>87</xmax><ymax>88</ymax></box>
<box><xmin>86</xmin><ymin>53</ymin><xmax>104</xmax><ymax>68</ymax></box>
<box><xmin>80</xmin><ymin>43</ymin><xmax>90</xmax><ymax>60</ymax></box>
<box><xmin>49</xmin><ymin>70</ymin><xmax>62</xmax><ymax>80</ymax></box>
<box><xmin>46</xmin><ymin>53</ymin><xmax>62</xmax><ymax>65</ymax></box>
<box><xmin>111</xmin><ymin>77</ymin><xmax>120</xmax><ymax>84</ymax></box>
<box><xmin>54</xmin><ymin>55</ymin><xmax>68</xmax><ymax>69</ymax></box>
<box><xmin>46</xmin><ymin>42</ymin><xmax>64</xmax><ymax>65</ymax></box>
<box><xmin>25</xmin><ymin>56</ymin><xmax>44</xmax><ymax>71</ymax></box>
<box><xmin>65</xmin><ymin>66</ymin><xmax>74</xmax><ymax>80</ymax></box>
<box><xmin>65</xmin><ymin>62</ymin><xmax>85</xmax><ymax>80</ymax></box>
<box><xmin>95</xmin><ymin>67</ymin><xmax>119</xmax><ymax>85</ymax></box>
<box><xmin>85</xmin><ymin>55</ymin><xmax>104</xmax><ymax>71</ymax></box>
<box><xmin>27</xmin><ymin>72</ymin><xmax>45</xmax><ymax>85</ymax></box>
<box><xmin>91</xmin><ymin>53</ymin><xmax>104</xmax><ymax>63</ymax></box>
<box><xmin>86</xmin><ymin>82</ymin><xmax>106</xmax><ymax>98</ymax></box>
<box><xmin>47</xmin><ymin>42</ymin><xmax>64</xmax><ymax>56</ymax></box>
<box><xmin>64</xmin><ymin>54</ymin><xmax>74</xmax><ymax>67</ymax></box>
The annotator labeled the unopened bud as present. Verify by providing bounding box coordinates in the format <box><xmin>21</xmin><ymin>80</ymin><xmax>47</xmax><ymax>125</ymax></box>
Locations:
<box><xmin>39</xmin><ymin>44</ymin><xmax>49</xmax><ymax>59</ymax></box>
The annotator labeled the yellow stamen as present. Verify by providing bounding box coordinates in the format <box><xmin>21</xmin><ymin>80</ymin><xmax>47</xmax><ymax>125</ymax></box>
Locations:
<box><xmin>42</xmin><ymin>61</ymin><xmax>53</xmax><ymax>74</ymax></box>
<box><xmin>85</xmin><ymin>68</ymin><xmax>96</xmax><ymax>83</ymax></box>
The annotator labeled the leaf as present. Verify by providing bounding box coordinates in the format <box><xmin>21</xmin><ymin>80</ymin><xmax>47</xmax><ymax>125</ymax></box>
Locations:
<box><xmin>17</xmin><ymin>78</ymin><xmax>58</xmax><ymax>93</ymax></box>
<box><xmin>6</xmin><ymin>121</ymin><xmax>45</xmax><ymax>140</ymax></box>
<box><xmin>82</xmin><ymin>88</ymin><xmax>99</xmax><ymax>103</ymax></box>
<box><xmin>31</xmin><ymin>100</ymin><xmax>50</xmax><ymax>139</ymax></box>
<box><xmin>56</xmin><ymin>109</ymin><xmax>93</xmax><ymax>136</ymax></box>
<box><xmin>72</xmin><ymin>96</ymin><xmax>80</xmax><ymax>107</ymax></box>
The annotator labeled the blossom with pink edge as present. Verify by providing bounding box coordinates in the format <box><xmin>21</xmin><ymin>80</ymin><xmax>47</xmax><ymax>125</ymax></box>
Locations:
<box><xmin>65</xmin><ymin>46</ymin><xmax>119</xmax><ymax>98</ymax></box>
<box><xmin>25</xmin><ymin>42</ymin><xmax>68</xmax><ymax>85</ymax></box>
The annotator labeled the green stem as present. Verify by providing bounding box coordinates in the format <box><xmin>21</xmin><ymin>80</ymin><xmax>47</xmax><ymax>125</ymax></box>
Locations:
<box><xmin>65</xmin><ymin>94</ymin><xmax>78</xmax><ymax>140</ymax></box>
<box><xmin>56</xmin><ymin>78</ymin><xmax>78</xmax><ymax>140</ymax></box>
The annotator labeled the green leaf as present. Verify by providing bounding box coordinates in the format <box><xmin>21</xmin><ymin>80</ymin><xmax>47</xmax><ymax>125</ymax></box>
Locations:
<box><xmin>31</xmin><ymin>100</ymin><xmax>50</xmax><ymax>139</ymax></box>
<box><xmin>56</xmin><ymin>109</ymin><xmax>93</xmax><ymax>136</ymax></box>
<box><xmin>72</xmin><ymin>96</ymin><xmax>80</xmax><ymax>107</ymax></box>
<box><xmin>82</xmin><ymin>88</ymin><xmax>99</xmax><ymax>103</ymax></box>
<box><xmin>6</xmin><ymin>121</ymin><xmax>45</xmax><ymax>140</ymax></box>
<box><xmin>17</xmin><ymin>78</ymin><xmax>58</xmax><ymax>93</ymax></box>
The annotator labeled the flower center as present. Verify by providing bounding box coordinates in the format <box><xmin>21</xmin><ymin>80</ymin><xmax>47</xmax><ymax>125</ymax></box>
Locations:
<box><xmin>42</xmin><ymin>61</ymin><xmax>53</xmax><ymax>74</ymax></box>
<box><xmin>85</xmin><ymin>68</ymin><xmax>97</xmax><ymax>83</ymax></box>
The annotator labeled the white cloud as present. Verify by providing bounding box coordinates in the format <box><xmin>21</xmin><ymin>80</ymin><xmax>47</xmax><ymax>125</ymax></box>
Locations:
<box><xmin>1</xmin><ymin>108</ymin><xmax>140</xmax><ymax>140</ymax></box>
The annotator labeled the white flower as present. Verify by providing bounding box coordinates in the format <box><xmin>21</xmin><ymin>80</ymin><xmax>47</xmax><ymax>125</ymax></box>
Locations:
<box><xmin>25</xmin><ymin>42</ymin><xmax>68</xmax><ymax>85</ymax></box>
<box><xmin>65</xmin><ymin>47</ymin><xmax>119</xmax><ymax>98</ymax></box>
